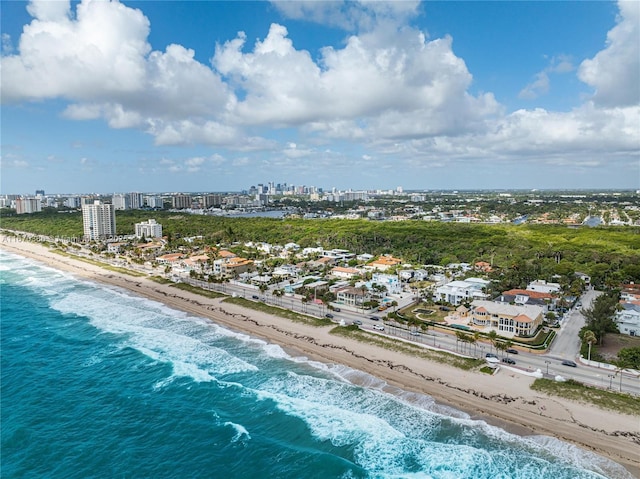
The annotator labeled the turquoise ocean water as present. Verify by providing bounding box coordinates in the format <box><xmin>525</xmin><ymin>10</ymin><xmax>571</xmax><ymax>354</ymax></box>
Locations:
<box><xmin>1</xmin><ymin>250</ymin><xmax>632</xmax><ymax>479</ymax></box>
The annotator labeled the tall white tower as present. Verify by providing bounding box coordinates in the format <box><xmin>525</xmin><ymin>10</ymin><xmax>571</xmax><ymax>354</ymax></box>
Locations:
<box><xmin>82</xmin><ymin>201</ymin><xmax>116</xmax><ymax>240</ymax></box>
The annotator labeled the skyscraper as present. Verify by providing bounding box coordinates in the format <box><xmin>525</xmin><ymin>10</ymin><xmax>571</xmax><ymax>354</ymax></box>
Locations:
<box><xmin>82</xmin><ymin>201</ymin><xmax>116</xmax><ymax>240</ymax></box>
<box><xmin>15</xmin><ymin>197</ymin><xmax>42</xmax><ymax>214</ymax></box>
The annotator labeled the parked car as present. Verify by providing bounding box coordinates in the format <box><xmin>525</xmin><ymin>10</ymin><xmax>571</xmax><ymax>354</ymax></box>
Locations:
<box><xmin>501</xmin><ymin>358</ymin><xmax>516</xmax><ymax>364</ymax></box>
<box><xmin>485</xmin><ymin>353</ymin><xmax>497</xmax><ymax>358</ymax></box>
<box><xmin>506</xmin><ymin>348</ymin><xmax>518</xmax><ymax>355</ymax></box>
<box><xmin>373</xmin><ymin>325</ymin><xmax>384</xmax><ymax>331</ymax></box>
<box><xmin>378</xmin><ymin>305</ymin><xmax>387</xmax><ymax>311</ymax></box>
<box><xmin>353</xmin><ymin>320</ymin><xmax>363</xmax><ymax>325</ymax></box>
<box><xmin>561</xmin><ymin>360</ymin><xmax>577</xmax><ymax>367</ymax></box>
<box><xmin>325</xmin><ymin>313</ymin><xmax>334</xmax><ymax>319</ymax></box>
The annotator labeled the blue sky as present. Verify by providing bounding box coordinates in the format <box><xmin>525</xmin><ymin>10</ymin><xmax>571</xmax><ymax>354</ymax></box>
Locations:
<box><xmin>1</xmin><ymin>0</ymin><xmax>639</xmax><ymax>195</ymax></box>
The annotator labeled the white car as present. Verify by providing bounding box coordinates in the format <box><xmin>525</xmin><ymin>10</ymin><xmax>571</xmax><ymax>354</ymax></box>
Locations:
<box><xmin>373</xmin><ymin>325</ymin><xmax>384</xmax><ymax>331</ymax></box>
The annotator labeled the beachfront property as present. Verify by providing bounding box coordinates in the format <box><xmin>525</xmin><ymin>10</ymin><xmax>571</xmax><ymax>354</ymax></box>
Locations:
<box><xmin>134</xmin><ymin>219</ymin><xmax>163</xmax><ymax>239</ymax></box>
<box><xmin>335</xmin><ymin>285</ymin><xmax>370</xmax><ymax>308</ymax></box>
<box><xmin>213</xmin><ymin>256</ymin><xmax>254</xmax><ymax>277</ymax></box>
<box><xmin>434</xmin><ymin>278</ymin><xmax>490</xmax><ymax>305</ymax></box>
<box><xmin>82</xmin><ymin>200</ymin><xmax>116</xmax><ymax>240</ymax></box>
<box><xmin>156</xmin><ymin>252</ymin><xmax>186</xmax><ymax>265</ymax></box>
<box><xmin>468</xmin><ymin>300</ymin><xmax>544</xmax><ymax>337</ymax></box>
<box><xmin>370</xmin><ymin>273</ymin><xmax>402</xmax><ymax>295</ymax></box>
<box><xmin>272</xmin><ymin>264</ymin><xmax>301</xmax><ymax>278</ymax></box>
<box><xmin>615</xmin><ymin>302</ymin><xmax>640</xmax><ymax>336</ymax></box>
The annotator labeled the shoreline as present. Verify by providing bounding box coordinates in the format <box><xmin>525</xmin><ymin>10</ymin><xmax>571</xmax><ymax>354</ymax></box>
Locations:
<box><xmin>2</xmin><ymin>238</ymin><xmax>639</xmax><ymax>477</ymax></box>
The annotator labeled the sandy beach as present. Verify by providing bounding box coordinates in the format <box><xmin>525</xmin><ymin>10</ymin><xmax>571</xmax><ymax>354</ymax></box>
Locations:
<box><xmin>2</xmin><ymin>237</ymin><xmax>639</xmax><ymax>476</ymax></box>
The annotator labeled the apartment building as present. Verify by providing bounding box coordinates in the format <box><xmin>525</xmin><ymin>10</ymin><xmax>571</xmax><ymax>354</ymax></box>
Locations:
<box><xmin>82</xmin><ymin>201</ymin><xmax>116</xmax><ymax>240</ymax></box>
<box><xmin>134</xmin><ymin>219</ymin><xmax>163</xmax><ymax>239</ymax></box>
<box><xmin>15</xmin><ymin>197</ymin><xmax>42</xmax><ymax>214</ymax></box>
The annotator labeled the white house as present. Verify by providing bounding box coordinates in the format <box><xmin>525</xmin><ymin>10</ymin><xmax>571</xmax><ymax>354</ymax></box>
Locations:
<box><xmin>331</xmin><ymin>266</ymin><xmax>361</xmax><ymax>279</ymax></box>
<box><xmin>273</xmin><ymin>264</ymin><xmax>301</xmax><ymax>277</ymax></box>
<box><xmin>527</xmin><ymin>280</ymin><xmax>561</xmax><ymax>294</ymax></box>
<box><xmin>371</xmin><ymin>273</ymin><xmax>401</xmax><ymax>295</ymax></box>
<box><xmin>615</xmin><ymin>303</ymin><xmax>640</xmax><ymax>336</ymax></box>
<box><xmin>435</xmin><ymin>278</ymin><xmax>490</xmax><ymax>305</ymax></box>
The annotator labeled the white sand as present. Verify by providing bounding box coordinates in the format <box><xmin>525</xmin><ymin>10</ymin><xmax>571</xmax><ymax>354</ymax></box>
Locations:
<box><xmin>2</xmin><ymin>236</ymin><xmax>639</xmax><ymax>475</ymax></box>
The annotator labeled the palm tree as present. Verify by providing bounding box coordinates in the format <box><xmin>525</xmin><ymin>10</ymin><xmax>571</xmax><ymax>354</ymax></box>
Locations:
<box><xmin>495</xmin><ymin>341</ymin><xmax>507</xmax><ymax>357</ymax></box>
<box><xmin>583</xmin><ymin>329</ymin><xmax>597</xmax><ymax>362</ymax></box>
<box><xmin>472</xmin><ymin>331</ymin><xmax>481</xmax><ymax>356</ymax></box>
<box><xmin>487</xmin><ymin>330</ymin><xmax>498</xmax><ymax>355</ymax></box>
<box><xmin>504</xmin><ymin>340</ymin><xmax>513</xmax><ymax>358</ymax></box>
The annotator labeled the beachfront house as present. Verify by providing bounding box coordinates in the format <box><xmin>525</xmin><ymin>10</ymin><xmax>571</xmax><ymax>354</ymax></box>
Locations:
<box><xmin>615</xmin><ymin>302</ymin><xmax>640</xmax><ymax>336</ymax></box>
<box><xmin>335</xmin><ymin>286</ymin><xmax>370</xmax><ymax>308</ymax></box>
<box><xmin>434</xmin><ymin>278</ymin><xmax>490</xmax><ymax>305</ymax></box>
<box><xmin>469</xmin><ymin>300</ymin><xmax>544</xmax><ymax>337</ymax></box>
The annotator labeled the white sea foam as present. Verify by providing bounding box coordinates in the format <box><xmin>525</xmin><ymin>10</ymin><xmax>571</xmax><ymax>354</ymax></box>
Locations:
<box><xmin>528</xmin><ymin>435</ymin><xmax>634</xmax><ymax>479</ymax></box>
<box><xmin>224</xmin><ymin>421</ymin><xmax>251</xmax><ymax>442</ymax></box>
<box><xmin>49</xmin><ymin>290</ymin><xmax>260</xmax><ymax>384</ymax></box>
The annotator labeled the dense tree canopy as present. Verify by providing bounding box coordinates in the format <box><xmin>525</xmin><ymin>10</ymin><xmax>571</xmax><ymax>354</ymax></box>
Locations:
<box><xmin>2</xmin><ymin>209</ymin><xmax>639</xmax><ymax>288</ymax></box>
<box><xmin>580</xmin><ymin>292</ymin><xmax>620</xmax><ymax>345</ymax></box>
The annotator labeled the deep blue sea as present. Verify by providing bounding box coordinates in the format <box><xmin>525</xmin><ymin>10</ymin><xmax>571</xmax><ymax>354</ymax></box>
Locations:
<box><xmin>1</xmin><ymin>250</ymin><xmax>632</xmax><ymax>479</ymax></box>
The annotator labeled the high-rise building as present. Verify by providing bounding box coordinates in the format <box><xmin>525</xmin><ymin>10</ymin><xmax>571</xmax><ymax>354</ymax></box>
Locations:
<box><xmin>82</xmin><ymin>201</ymin><xmax>116</xmax><ymax>240</ymax></box>
<box><xmin>15</xmin><ymin>197</ymin><xmax>42</xmax><ymax>214</ymax></box>
<box><xmin>128</xmin><ymin>192</ymin><xmax>144</xmax><ymax>209</ymax></box>
<box><xmin>35</xmin><ymin>189</ymin><xmax>45</xmax><ymax>196</ymax></box>
<box><xmin>64</xmin><ymin>196</ymin><xmax>82</xmax><ymax>208</ymax></box>
<box><xmin>202</xmin><ymin>194</ymin><xmax>222</xmax><ymax>208</ymax></box>
<box><xmin>134</xmin><ymin>219</ymin><xmax>163</xmax><ymax>239</ymax></box>
<box><xmin>145</xmin><ymin>195</ymin><xmax>164</xmax><ymax>209</ymax></box>
<box><xmin>172</xmin><ymin>194</ymin><xmax>192</xmax><ymax>209</ymax></box>
<box><xmin>112</xmin><ymin>194</ymin><xmax>130</xmax><ymax>210</ymax></box>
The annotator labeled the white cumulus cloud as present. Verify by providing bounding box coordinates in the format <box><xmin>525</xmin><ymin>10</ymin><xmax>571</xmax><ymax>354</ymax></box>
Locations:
<box><xmin>578</xmin><ymin>0</ymin><xmax>640</xmax><ymax>107</ymax></box>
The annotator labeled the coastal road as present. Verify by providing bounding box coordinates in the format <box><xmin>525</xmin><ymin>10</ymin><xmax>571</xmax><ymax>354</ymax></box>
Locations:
<box><xmin>152</xmin><ymin>276</ymin><xmax>640</xmax><ymax>395</ymax></box>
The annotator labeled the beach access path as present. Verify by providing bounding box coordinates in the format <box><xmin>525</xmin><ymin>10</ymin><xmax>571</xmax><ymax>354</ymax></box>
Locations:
<box><xmin>1</xmin><ymin>236</ymin><xmax>639</xmax><ymax>476</ymax></box>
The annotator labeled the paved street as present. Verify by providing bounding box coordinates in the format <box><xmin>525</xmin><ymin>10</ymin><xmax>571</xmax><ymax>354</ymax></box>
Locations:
<box><xmin>122</xmin><ymin>273</ymin><xmax>640</xmax><ymax>395</ymax></box>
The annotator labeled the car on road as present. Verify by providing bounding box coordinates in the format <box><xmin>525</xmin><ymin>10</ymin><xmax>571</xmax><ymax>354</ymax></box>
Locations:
<box><xmin>506</xmin><ymin>348</ymin><xmax>518</xmax><ymax>355</ymax></box>
<box><xmin>373</xmin><ymin>325</ymin><xmax>384</xmax><ymax>331</ymax></box>
<box><xmin>332</xmin><ymin>307</ymin><xmax>341</xmax><ymax>312</ymax></box>
<box><xmin>561</xmin><ymin>360</ymin><xmax>577</xmax><ymax>367</ymax></box>
<box><xmin>485</xmin><ymin>353</ymin><xmax>497</xmax><ymax>358</ymax></box>
<box><xmin>325</xmin><ymin>313</ymin><xmax>334</xmax><ymax>319</ymax></box>
<box><xmin>501</xmin><ymin>358</ymin><xmax>516</xmax><ymax>364</ymax></box>
<box><xmin>251</xmin><ymin>295</ymin><xmax>259</xmax><ymax>300</ymax></box>
<box><xmin>369</xmin><ymin>315</ymin><xmax>381</xmax><ymax>321</ymax></box>
<box><xmin>410</xmin><ymin>331</ymin><xmax>420</xmax><ymax>336</ymax></box>
<box><xmin>352</xmin><ymin>320</ymin><xmax>363</xmax><ymax>325</ymax></box>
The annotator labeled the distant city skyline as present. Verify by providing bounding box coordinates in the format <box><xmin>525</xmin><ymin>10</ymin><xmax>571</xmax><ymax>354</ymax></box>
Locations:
<box><xmin>1</xmin><ymin>0</ymin><xmax>639</xmax><ymax>194</ymax></box>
